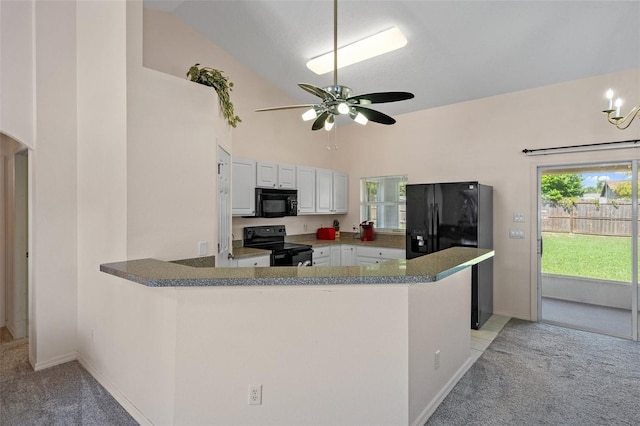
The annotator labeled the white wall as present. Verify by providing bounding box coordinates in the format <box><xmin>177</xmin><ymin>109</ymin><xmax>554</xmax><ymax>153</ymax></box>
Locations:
<box><xmin>0</xmin><ymin>0</ymin><xmax>35</xmax><ymax>148</ymax></box>
<box><xmin>30</xmin><ymin>0</ymin><xmax>78</xmax><ymax>368</ymax></box>
<box><xmin>408</xmin><ymin>269</ymin><xmax>471</xmax><ymax>423</ymax></box>
<box><xmin>173</xmin><ymin>285</ymin><xmax>410</xmax><ymax>425</ymax></box>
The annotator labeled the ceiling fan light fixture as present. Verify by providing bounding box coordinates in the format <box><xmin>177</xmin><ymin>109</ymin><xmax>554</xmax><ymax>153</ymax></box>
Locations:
<box><xmin>325</xmin><ymin>115</ymin><xmax>335</xmax><ymax>131</ymax></box>
<box><xmin>353</xmin><ymin>112</ymin><xmax>368</xmax><ymax>125</ymax></box>
<box><xmin>306</xmin><ymin>27</ymin><xmax>408</xmax><ymax>75</ymax></box>
<box><xmin>302</xmin><ymin>107</ymin><xmax>318</xmax><ymax>121</ymax></box>
<box><xmin>337</xmin><ymin>102</ymin><xmax>349</xmax><ymax>115</ymax></box>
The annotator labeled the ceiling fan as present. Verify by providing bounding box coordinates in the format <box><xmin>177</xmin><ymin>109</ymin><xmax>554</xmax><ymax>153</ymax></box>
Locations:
<box><xmin>255</xmin><ymin>0</ymin><xmax>414</xmax><ymax>131</ymax></box>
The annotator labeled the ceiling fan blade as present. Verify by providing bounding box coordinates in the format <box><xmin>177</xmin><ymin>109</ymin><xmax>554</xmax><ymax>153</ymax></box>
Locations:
<box><xmin>255</xmin><ymin>104</ymin><xmax>314</xmax><ymax>112</ymax></box>
<box><xmin>348</xmin><ymin>92</ymin><xmax>415</xmax><ymax>105</ymax></box>
<box><xmin>312</xmin><ymin>111</ymin><xmax>330</xmax><ymax>131</ymax></box>
<box><xmin>299</xmin><ymin>83</ymin><xmax>335</xmax><ymax>101</ymax></box>
<box><xmin>352</xmin><ymin>106</ymin><xmax>396</xmax><ymax>125</ymax></box>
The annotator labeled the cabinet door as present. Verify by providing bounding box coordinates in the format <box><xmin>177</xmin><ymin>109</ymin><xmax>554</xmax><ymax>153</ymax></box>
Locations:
<box><xmin>333</xmin><ymin>171</ymin><xmax>348</xmax><ymax>214</ymax></box>
<box><xmin>232</xmin><ymin>158</ymin><xmax>256</xmax><ymax>216</ymax></box>
<box><xmin>340</xmin><ymin>245</ymin><xmax>356</xmax><ymax>266</ymax></box>
<box><xmin>256</xmin><ymin>161</ymin><xmax>278</xmax><ymax>188</ymax></box>
<box><xmin>316</xmin><ymin>168</ymin><xmax>333</xmax><ymax>213</ymax></box>
<box><xmin>380</xmin><ymin>248</ymin><xmax>406</xmax><ymax>260</ymax></box>
<box><xmin>312</xmin><ymin>247</ymin><xmax>331</xmax><ymax>266</ymax></box>
<box><xmin>278</xmin><ymin>163</ymin><xmax>296</xmax><ymax>189</ymax></box>
<box><xmin>330</xmin><ymin>245</ymin><xmax>341</xmax><ymax>266</ymax></box>
<box><xmin>236</xmin><ymin>255</ymin><xmax>270</xmax><ymax>267</ymax></box>
<box><xmin>296</xmin><ymin>166</ymin><xmax>316</xmax><ymax>214</ymax></box>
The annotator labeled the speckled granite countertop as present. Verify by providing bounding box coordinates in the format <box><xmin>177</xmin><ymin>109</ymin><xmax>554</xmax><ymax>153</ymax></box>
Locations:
<box><xmin>100</xmin><ymin>247</ymin><xmax>494</xmax><ymax>287</ymax></box>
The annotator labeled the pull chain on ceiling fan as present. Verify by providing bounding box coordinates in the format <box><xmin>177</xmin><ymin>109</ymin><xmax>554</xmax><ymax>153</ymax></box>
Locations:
<box><xmin>255</xmin><ymin>0</ymin><xmax>415</xmax><ymax>131</ymax></box>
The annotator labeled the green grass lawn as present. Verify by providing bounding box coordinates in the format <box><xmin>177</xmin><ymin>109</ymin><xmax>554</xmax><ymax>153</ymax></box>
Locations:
<box><xmin>542</xmin><ymin>232</ymin><xmax>633</xmax><ymax>282</ymax></box>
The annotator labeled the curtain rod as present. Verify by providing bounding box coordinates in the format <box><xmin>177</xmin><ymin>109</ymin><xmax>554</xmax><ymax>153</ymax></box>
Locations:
<box><xmin>523</xmin><ymin>139</ymin><xmax>640</xmax><ymax>156</ymax></box>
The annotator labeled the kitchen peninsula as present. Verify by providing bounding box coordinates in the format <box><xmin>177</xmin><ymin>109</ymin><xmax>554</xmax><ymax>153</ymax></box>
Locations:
<box><xmin>99</xmin><ymin>247</ymin><xmax>493</xmax><ymax>426</ymax></box>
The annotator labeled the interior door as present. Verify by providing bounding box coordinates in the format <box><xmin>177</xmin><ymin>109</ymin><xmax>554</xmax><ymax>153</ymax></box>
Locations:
<box><xmin>217</xmin><ymin>147</ymin><xmax>231</xmax><ymax>267</ymax></box>
<box><xmin>538</xmin><ymin>162</ymin><xmax>638</xmax><ymax>340</ymax></box>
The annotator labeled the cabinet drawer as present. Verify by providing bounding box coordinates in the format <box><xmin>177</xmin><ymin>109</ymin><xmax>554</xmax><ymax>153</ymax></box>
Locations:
<box><xmin>356</xmin><ymin>246</ymin><xmax>405</xmax><ymax>260</ymax></box>
<box><xmin>356</xmin><ymin>246</ymin><xmax>385</xmax><ymax>258</ymax></box>
<box><xmin>235</xmin><ymin>255</ymin><xmax>270</xmax><ymax>267</ymax></box>
<box><xmin>313</xmin><ymin>247</ymin><xmax>331</xmax><ymax>258</ymax></box>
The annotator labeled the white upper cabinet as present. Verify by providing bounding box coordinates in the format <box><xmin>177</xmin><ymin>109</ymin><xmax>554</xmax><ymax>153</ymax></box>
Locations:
<box><xmin>315</xmin><ymin>168</ymin><xmax>334</xmax><ymax>213</ymax></box>
<box><xmin>256</xmin><ymin>161</ymin><xmax>278</xmax><ymax>188</ymax></box>
<box><xmin>316</xmin><ymin>168</ymin><xmax>348</xmax><ymax>214</ymax></box>
<box><xmin>232</xmin><ymin>158</ymin><xmax>256</xmax><ymax>216</ymax></box>
<box><xmin>232</xmin><ymin>159</ymin><xmax>347</xmax><ymax>216</ymax></box>
<box><xmin>296</xmin><ymin>166</ymin><xmax>316</xmax><ymax>214</ymax></box>
<box><xmin>278</xmin><ymin>163</ymin><xmax>296</xmax><ymax>189</ymax></box>
<box><xmin>333</xmin><ymin>171</ymin><xmax>348</xmax><ymax>214</ymax></box>
<box><xmin>256</xmin><ymin>161</ymin><xmax>296</xmax><ymax>189</ymax></box>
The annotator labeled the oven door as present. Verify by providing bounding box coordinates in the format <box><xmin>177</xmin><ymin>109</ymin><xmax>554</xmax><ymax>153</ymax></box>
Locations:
<box><xmin>272</xmin><ymin>249</ymin><xmax>313</xmax><ymax>267</ymax></box>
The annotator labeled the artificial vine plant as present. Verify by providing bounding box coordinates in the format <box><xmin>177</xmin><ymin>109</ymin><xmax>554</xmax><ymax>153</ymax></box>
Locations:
<box><xmin>186</xmin><ymin>64</ymin><xmax>241</xmax><ymax>128</ymax></box>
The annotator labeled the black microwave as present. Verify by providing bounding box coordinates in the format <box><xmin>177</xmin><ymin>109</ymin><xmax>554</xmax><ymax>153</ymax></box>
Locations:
<box><xmin>254</xmin><ymin>188</ymin><xmax>298</xmax><ymax>218</ymax></box>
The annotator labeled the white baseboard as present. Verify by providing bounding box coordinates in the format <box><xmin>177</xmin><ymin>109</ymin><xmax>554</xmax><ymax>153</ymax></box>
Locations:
<box><xmin>411</xmin><ymin>356</ymin><xmax>475</xmax><ymax>426</ymax></box>
<box><xmin>34</xmin><ymin>351</ymin><xmax>77</xmax><ymax>371</ymax></box>
<box><xmin>77</xmin><ymin>354</ymin><xmax>153</xmax><ymax>426</ymax></box>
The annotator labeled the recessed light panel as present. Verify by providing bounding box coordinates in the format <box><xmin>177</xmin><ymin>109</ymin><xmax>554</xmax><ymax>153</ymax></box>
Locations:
<box><xmin>306</xmin><ymin>27</ymin><xmax>407</xmax><ymax>75</ymax></box>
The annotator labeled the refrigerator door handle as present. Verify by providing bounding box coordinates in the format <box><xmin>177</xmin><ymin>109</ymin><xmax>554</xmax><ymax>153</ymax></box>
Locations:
<box><xmin>435</xmin><ymin>202</ymin><xmax>440</xmax><ymax>251</ymax></box>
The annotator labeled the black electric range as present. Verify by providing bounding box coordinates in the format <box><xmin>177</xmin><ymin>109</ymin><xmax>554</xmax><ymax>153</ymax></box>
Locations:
<box><xmin>243</xmin><ymin>225</ymin><xmax>313</xmax><ymax>267</ymax></box>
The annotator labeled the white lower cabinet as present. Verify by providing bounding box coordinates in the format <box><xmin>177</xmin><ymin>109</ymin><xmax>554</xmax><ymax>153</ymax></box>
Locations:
<box><xmin>234</xmin><ymin>255</ymin><xmax>270</xmax><ymax>267</ymax></box>
<box><xmin>312</xmin><ymin>246</ymin><xmax>331</xmax><ymax>266</ymax></box>
<box><xmin>340</xmin><ymin>245</ymin><xmax>357</xmax><ymax>266</ymax></box>
<box><xmin>355</xmin><ymin>246</ymin><xmax>406</xmax><ymax>266</ymax></box>
<box><xmin>312</xmin><ymin>245</ymin><xmax>342</xmax><ymax>266</ymax></box>
<box><xmin>330</xmin><ymin>246</ymin><xmax>341</xmax><ymax>266</ymax></box>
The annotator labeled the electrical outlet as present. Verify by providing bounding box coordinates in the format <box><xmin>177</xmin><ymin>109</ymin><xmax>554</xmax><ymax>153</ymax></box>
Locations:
<box><xmin>248</xmin><ymin>384</ymin><xmax>262</xmax><ymax>405</ymax></box>
<box><xmin>434</xmin><ymin>350</ymin><xmax>440</xmax><ymax>370</ymax></box>
<box><xmin>198</xmin><ymin>241</ymin><xmax>207</xmax><ymax>256</ymax></box>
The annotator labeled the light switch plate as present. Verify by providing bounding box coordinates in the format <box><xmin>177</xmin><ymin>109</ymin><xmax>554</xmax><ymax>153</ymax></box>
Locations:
<box><xmin>513</xmin><ymin>212</ymin><xmax>525</xmax><ymax>222</ymax></box>
<box><xmin>198</xmin><ymin>241</ymin><xmax>208</xmax><ymax>256</ymax></box>
<box><xmin>509</xmin><ymin>229</ymin><xmax>525</xmax><ymax>239</ymax></box>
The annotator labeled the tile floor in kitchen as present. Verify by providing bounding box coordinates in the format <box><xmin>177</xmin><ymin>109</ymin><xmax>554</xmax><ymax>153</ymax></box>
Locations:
<box><xmin>470</xmin><ymin>314</ymin><xmax>511</xmax><ymax>362</ymax></box>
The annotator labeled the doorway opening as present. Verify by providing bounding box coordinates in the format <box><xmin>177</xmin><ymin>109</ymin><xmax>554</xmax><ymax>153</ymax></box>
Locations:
<box><xmin>538</xmin><ymin>162</ymin><xmax>638</xmax><ymax>340</ymax></box>
<box><xmin>1</xmin><ymin>141</ymin><xmax>30</xmax><ymax>350</ymax></box>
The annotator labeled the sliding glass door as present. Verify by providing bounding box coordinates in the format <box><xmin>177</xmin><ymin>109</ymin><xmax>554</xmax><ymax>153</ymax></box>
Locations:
<box><xmin>538</xmin><ymin>162</ymin><xmax>639</xmax><ymax>340</ymax></box>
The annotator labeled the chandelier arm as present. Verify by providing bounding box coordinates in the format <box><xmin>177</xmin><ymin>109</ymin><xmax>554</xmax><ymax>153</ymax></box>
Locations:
<box><xmin>604</xmin><ymin>105</ymin><xmax>640</xmax><ymax>130</ymax></box>
<box><xmin>616</xmin><ymin>106</ymin><xmax>640</xmax><ymax>130</ymax></box>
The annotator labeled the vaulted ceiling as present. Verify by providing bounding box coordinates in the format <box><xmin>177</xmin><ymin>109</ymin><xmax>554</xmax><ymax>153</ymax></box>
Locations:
<box><xmin>144</xmin><ymin>1</ymin><xmax>640</xmax><ymax>118</ymax></box>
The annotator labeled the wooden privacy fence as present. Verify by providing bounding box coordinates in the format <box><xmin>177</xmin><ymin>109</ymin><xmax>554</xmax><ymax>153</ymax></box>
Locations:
<box><xmin>541</xmin><ymin>201</ymin><xmax>635</xmax><ymax>236</ymax></box>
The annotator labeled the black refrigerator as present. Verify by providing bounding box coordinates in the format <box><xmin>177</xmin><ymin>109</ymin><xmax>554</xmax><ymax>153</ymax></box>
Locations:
<box><xmin>406</xmin><ymin>182</ymin><xmax>493</xmax><ymax>329</ymax></box>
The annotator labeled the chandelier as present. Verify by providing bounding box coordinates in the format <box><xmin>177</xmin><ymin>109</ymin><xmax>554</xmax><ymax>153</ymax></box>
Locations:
<box><xmin>602</xmin><ymin>89</ymin><xmax>640</xmax><ymax>130</ymax></box>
